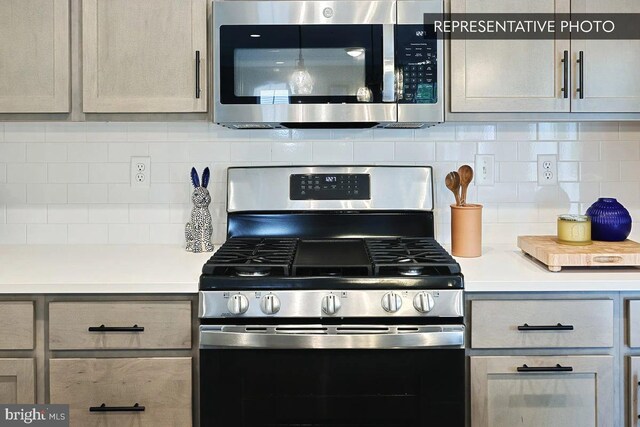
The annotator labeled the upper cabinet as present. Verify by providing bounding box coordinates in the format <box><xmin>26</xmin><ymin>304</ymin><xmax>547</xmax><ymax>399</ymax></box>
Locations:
<box><xmin>82</xmin><ymin>0</ymin><xmax>207</xmax><ymax>113</ymax></box>
<box><xmin>571</xmin><ymin>0</ymin><xmax>640</xmax><ymax>112</ymax></box>
<box><xmin>450</xmin><ymin>0</ymin><xmax>640</xmax><ymax>114</ymax></box>
<box><xmin>450</xmin><ymin>0</ymin><xmax>570</xmax><ymax>113</ymax></box>
<box><xmin>0</xmin><ymin>0</ymin><xmax>70</xmax><ymax>113</ymax></box>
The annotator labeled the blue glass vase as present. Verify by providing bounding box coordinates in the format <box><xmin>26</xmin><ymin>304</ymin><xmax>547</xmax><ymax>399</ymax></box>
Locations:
<box><xmin>586</xmin><ymin>198</ymin><xmax>632</xmax><ymax>241</ymax></box>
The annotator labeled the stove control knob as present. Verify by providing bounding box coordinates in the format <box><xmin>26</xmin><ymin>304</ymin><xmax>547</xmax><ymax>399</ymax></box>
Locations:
<box><xmin>227</xmin><ymin>294</ymin><xmax>249</xmax><ymax>315</ymax></box>
<box><xmin>260</xmin><ymin>294</ymin><xmax>281</xmax><ymax>315</ymax></box>
<box><xmin>413</xmin><ymin>292</ymin><xmax>435</xmax><ymax>313</ymax></box>
<box><xmin>381</xmin><ymin>292</ymin><xmax>403</xmax><ymax>313</ymax></box>
<box><xmin>321</xmin><ymin>294</ymin><xmax>341</xmax><ymax>315</ymax></box>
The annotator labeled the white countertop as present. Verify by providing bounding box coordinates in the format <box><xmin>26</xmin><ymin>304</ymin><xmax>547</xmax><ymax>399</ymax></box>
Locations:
<box><xmin>2</xmin><ymin>244</ymin><xmax>640</xmax><ymax>294</ymax></box>
<box><xmin>0</xmin><ymin>245</ymin><xmax>210</xmax><ymax>294</ymax></box>
<box><xmin>458</xmin><ymin>245</ymin><xmax>640</xmax><ymax>292</ymax></box>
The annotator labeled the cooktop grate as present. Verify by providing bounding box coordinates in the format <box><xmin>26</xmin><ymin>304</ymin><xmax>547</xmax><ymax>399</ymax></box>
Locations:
<box><xmin>202</xmin><ymin>238</ymin><xmax>298</xmax><ymax>276</ymax></box>
<box><xmin>365</xmin><ymin>237</ymin><xmax>461</xmax><ymax>276</ymax></box>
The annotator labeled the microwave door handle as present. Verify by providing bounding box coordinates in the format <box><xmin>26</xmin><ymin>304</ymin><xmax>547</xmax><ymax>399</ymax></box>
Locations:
<box><xmin>382</xmin><ymin>24</ymin><xmax>396</xmax><ymax>102</ymax></box>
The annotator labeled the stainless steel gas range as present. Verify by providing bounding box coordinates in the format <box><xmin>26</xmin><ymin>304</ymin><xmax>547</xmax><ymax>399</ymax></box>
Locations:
<box><xmin>198</xmin><ymin>166</ymin><xmax>465</xmax><ymax>427</ymax></box>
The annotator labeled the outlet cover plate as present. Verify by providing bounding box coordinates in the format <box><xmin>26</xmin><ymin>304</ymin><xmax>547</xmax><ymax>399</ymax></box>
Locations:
<box><xmin>131</xmin><ymin>156</ymin><xmax>151</xmax><ymax>188</ymax></box>
<box><xmin>475</xmin><ymin>154</ymin><xmax>495</xmax><ymax>186</ymax></box>
<box><xmin>537</xmin><ymin>154</ymin><xmax>557</xmax><ymax>186</ymax></box>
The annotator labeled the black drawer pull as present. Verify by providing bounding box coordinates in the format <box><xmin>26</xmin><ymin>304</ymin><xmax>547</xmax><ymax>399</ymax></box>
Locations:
<box><xmin>195</xmin><ymin>50</ymin><xmax>201</xmax><ymax>99</ymax></box>
<box><xmin>517</xmin><ymin>323</ymin><xmax>574</xmax><ymax>331</ymax></box>
<box><xmin>88</xmin><ymin>324</ymin><xmax>144</xmax><ymax>332</ymax></box>
<box><xmin>90</xmin><ymin>403</ymin><xmax>145</xmax><ymax>412</ymax></box>
<box><xmin>517</xmin><ymin>364</ymin><xmax>573</xmax><ymax>373</ymax></box>
<box><xmin>577</xmin><ymin>50</ymin><xmax>584</xmax><ymax>99</ymax></box>
<box><xmin>561</xmin><ymin>50</ymin><xmax>569</xmax><ymax>99</ymax></box>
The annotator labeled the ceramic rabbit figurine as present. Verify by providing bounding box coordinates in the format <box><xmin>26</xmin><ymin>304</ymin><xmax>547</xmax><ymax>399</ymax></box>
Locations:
<box><xmin>185</xmin><ymin>167</ymin><xmax>214</xmax><ymax>253</ymax></box>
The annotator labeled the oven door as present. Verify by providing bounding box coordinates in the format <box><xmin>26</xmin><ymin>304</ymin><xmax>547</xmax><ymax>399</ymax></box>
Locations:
<box><xmin>200</xmin><ymin>325</ymin><xmax>465</xmax><ymax>427</ymax></box>
<box><xmin>212</xmin><ymin>1</ymin><xmax>397</xmax><ymax>127</ymax></box>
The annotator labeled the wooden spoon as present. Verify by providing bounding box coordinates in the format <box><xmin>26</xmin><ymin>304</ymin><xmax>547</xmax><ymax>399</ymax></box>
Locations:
<box><xmin>458</xmin><ymin>165</ymin><xmax>474</xmax><ymax>206</ymax></box>
<box><xmin>445</xmin><ymin>171</ymin><xmax>461</xmax><ymax>206</ymax></box>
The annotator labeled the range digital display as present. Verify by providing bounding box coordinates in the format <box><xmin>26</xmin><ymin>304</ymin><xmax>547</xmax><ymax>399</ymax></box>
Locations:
<box><xmin>290</xmin><ymin>174</ymin><xmax>371</xmax><ymax>200</ymax></box>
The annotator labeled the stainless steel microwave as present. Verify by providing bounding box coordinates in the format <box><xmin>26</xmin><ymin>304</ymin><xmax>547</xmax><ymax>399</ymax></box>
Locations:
<box><xmin>212</xmin><ymin>0</ymin><xmax>444</xmax><ymax>129</ymax></box>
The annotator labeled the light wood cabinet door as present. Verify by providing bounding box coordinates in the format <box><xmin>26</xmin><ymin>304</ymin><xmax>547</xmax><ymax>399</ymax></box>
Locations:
<box><xmin>82</xmin><ymin>0</ymin><xmax>207</xmax><ymax>112</ymax></box>
<box><xmin>450</xmin><ymin>0</ymin><xmax>570</xmax><ymax>112</ymax></box>
<box><xmin>0</xmin><ymin>0</ymin><xmax>70</xmax><ymax>112</ymax></box>
<box><xmin>571</xmin><ymin>0</ymin><xmax>640</xmax><ymax>112</ymax></box>
<box><xmin>49</xmin><ymin>301</ymin><xmax>191</xmax><ymax>350</ymax></box>
<box><xmin>631</xmin><ymin>357</ymin><xmax>640</xmax><ymax>426</ymax></box>
<box><xmin>470</xmin><ymin>356</ymin><xmax>613</xmax><ymax>427</ymax></box>
<box><xmin>0</xmin><ymin>359</ymin><xmax>35</xmax><ymax>404</ymax></box>
<box><xmin>50</xmin><ymin>357</ymin><xmax>192</xmax><ymax>427</ymax></box>
<box><xmin>0</xmin><ymin>302</ymin><xmax>34</xmax><ymax>350</ymax></box>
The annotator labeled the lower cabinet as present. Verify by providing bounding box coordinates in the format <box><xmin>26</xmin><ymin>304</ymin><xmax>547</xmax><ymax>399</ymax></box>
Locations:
<box><xmin>0</xmin><ymin>358</ymin><xmax>35</xmax><ymax>403</ymax></box>
<box><xmin>49</xmin><ymin>357</ymin><xmax>192</xmax><ymax>427</ymax></box>
<box><xmin>471</xmin><ymin>356</ymin><xmax>614</xmax><ymax>427</ymax></box>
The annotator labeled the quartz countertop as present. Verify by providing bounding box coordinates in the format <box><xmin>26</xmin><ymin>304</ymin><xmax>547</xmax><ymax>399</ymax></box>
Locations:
<box><xmin>0</xmin><ymin>245</ymin><xmax>210</xmax><ymax>293</ymax></box>
<box><xmin>458</xmin><ymin>244</ymin><xmax>640</xmax><ymax>292</ymax></box>
<box><xmin>2</xmin><ymin>244</ymin><xmax>640</xmax><ymax>294</ymax></box>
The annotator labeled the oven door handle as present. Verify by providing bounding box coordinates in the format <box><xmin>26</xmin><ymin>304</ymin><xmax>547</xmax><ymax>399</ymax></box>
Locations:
<box><xmin>199</xmin><ymin>325</ymin><xmax>464</xmax><ymax>349</ymax></box>
<box><xmin>382</xmin><ymin>23</ymin><xmax>396</xmax><ymax>102</ymax></box>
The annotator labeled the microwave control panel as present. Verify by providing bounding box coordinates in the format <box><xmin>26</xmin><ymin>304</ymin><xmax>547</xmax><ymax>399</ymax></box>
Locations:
<box><xmin>289</xmin><ymin>174</ymin><xmax>371</xmax><ymax>200</ymax></box>
<box><xmin>396</xmin><ymin>25</ymin><xmax>437</xmax><ymax>104</ymax></box>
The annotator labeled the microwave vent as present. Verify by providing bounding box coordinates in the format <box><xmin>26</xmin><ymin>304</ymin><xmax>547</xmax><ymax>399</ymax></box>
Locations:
<box><xmin>224</xmin><ymin>123</ymin><xmax>275</xmax><ymax>130</ymax></box>
<box><xmin>380</xmin><ymin>123</ymin><xmax>429</xmax><ymax>129</ymax></box>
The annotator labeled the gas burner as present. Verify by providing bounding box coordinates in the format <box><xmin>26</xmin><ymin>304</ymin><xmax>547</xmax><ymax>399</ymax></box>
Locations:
<box><xmin>235</xmin><ymin>266</ymin><xmax>271</xmax><ymax>277</ymax></box>
<box><xmin>398</xmin><ymin>266</ymin><xmax>424</xmax><ymax>276</ymax></box>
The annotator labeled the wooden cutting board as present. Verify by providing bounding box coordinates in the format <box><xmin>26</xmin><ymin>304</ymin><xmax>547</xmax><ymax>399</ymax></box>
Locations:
<box><xmin>517</xmin><ymin>235</ymin><xmax>640</xmax><ymax>272</ymax></box>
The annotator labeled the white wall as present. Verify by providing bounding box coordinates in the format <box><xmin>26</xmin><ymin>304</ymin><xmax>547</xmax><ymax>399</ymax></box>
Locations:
<box><xmin>0</xmin><ymin>121</ymin><xmax>639</xmax><ymax>245</ymax></box>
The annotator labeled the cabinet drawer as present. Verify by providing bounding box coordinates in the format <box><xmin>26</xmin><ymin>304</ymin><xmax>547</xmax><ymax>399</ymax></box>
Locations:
<box><xmin>50</xmin><ymin>357</ymin><xmax>192</xmax><ymax>427</ymax></box>
<box><xmin>49</xmin><ymin>301</ymin><xmax>191</xmax><ymax>350</ymax></box>
<box><xmin>0</xmin><ymin>302</ymin><xmax>34</xmax><ymax>350</ymax></box>
<box><xmin>471</xmin><ymin>299</ymin><xmax>613</xmax><ymax>349</ymax></box>
<box><xmin>627</xmin><ymin>300</ymin><xmax>640</xmax><ymax>347</ymax></box>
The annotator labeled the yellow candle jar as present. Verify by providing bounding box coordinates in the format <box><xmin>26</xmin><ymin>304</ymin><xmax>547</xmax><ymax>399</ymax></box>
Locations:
<box><xmin>557</xmin><ymin>214</ymin><xmax>592</xmax><ymax>245</ymax></box>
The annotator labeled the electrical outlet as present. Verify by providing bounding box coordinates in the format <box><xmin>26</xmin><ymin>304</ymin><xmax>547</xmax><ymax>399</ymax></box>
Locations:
<box><xmin>537</xmin><ymin>154</ymin><xmax>557</xmax><ymax>186</ymax></box>
<box><xmin>131</xmin><ymin>157</ymin><xmax>151</xmax><ymax>188</ymax></box>
<box><xmin>474</xmin><ymin>154</ymin><xmax>495</xmax><ymax>186</ymax></box>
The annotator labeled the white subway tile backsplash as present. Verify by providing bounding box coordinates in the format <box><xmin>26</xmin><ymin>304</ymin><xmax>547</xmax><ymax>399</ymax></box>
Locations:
<box><xmin>26</xmin><ymin>143</ymin><xmax>66</xmax><ymax>163</ymax></box>
<box><xmin>108</xmin><ymin>224</ymin><xmax>150</xmax><ymax>244</ymax></box>
<box><xmin>6</xmin><ymin>205</ymin><xmax>47</xmax><ymax>224</ymax></box>
<box><xmin>27</xmin><ymin>224</ymin><xmax>67</xmax><ymax>244</ymax></box>
<box><xmin>5</xmin><ymin>123</ymin><xmax>45</xmax><ymax>142</ymax></box>
<box><xmin>538</xmin><ymin>123</ymin><xmax>577</xmax><ymax>141</ymax></box>
<box><xmin>496</xmin><ymin>123</ymin><xmax>537</xmax><ymax>141</ymax></box>
<box><xmin>108</xmin><ymin>142</ymin><xmax>149</xmax><ymax>162</ymax></box>
<box><xmin>0</xmin><ymin>143</ymin><xmax>26</xmax><ymax>163</ymax></box>
<box><xmin>312</xmin><ymin>141</ymin><xmax>353</xmax><ymax>163</ymax></box>
<box><xmin>48</xmin><ymin>204</ymin><xmax>89</xmax><ymax>224</ymax></box>
<box><xmin>48</xmin><ymin>163</ymin><xmax>89</xmax><ymax>183</ymax></box>
<box><xmin>68</xmin><ymin>224</ymin><xmax>109</xmax><ymax>244</ymax></box>
<box><xmin>517</xmin><ymin>141</ymin><xmax>557</xmax><ymax>161</ymax></box>
<box><xmin>130</xmin><ymin>204</ymin><xmax>171</xmax><ymax>223</ymax></box>
<box><xmin>558</xmin><ymin>141</ymin><xmax>600</xmax><ymax>162</ymax></box>
<box><xmin>354</xmin><ymin>141</ymin><xmax>394</xmax><ymax>162</ymax></box>
<box><xmin>0</xmin><ymin>121</ymin><xmax>637</xmax><ymax>245</ymax></box>
<box><xmin>455</xmin><ymin>124</ymin><xmax>496</xmax><ymax>141</ymax></box>
<box><xmin>579</xmin><ymin>122</ymin><xmax>619</xmax><ymax>141</ymax></box>
<box><xmin>67</xmin><ymin>143</ymin><xmax>108</xmax><ymax>163</ymax></box>
<box><xmin>27</xmin><ymin>184</ymin><xmax>65</xmax><ymax>204</ymax></box>
<box><xmin>601</xmin><ymin>140</ymin><xmax>640</xmax><ymax>161</ymax></box>
<box><xmin>394</xmin><ymin>142</ymin><xmax>435</xmax><ymax>162</ymax></box>
<box><xmin>89</xmin><ymin>163</ymin><xmax>129</xmax><ymax>184</ymax></box>
<box><xmin>7</xmin><ymin>164</ymin><xmax>47</xmax><ymax>183</ymax></box>
<box><xmin>230</xmin><ymin>142</ymin><xmax>271</xmax><ymax>161</ymax></box>
<box><xmin>0</xmin><ymin>184</ymin><xmax>27</xmax><ymax>204</ymax></box>
<box><xmin>46</xmin><ymin>123</ymin><xmax>86</xmax><ymax>143</ymax></box>
<box><xmin>271</xmin><ymin>141</ymin><xmax>313</xmax><ymax>162</ymax></box>
<box><xmin>89</xmin><ymin>204</ymin><xmax>129</xmax><ymax>224</ymax></box>
<box><xmin>67</xmin><ymin>184</ymin><xmax>108</xmax><ymax>204</ymax></box>
<box><xmin>0</xmin><ymin>224</ymin><xmax>26</xmax><ymax>244</ymax></box>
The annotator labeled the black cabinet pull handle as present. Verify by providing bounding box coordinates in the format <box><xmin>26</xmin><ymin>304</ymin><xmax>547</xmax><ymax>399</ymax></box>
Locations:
<box><xmin>517</xmin><ymin>364</ymin><xmax>573</xmax><ymax>373</ymax></box>
<box><xmin>89</xmin><ymin>403</ymin><xmax>145</xmax><ymax>412</ymax></box>
<box><xmin>195</xmin><ymin>50</ymin><xmax>201</xmax><ymax>99</ymax></box>
<box><xmin>561</xmin><ymin>50</ymin><xmax>569</xmax><ymax>99</ymax></box>
<box><xmin>577</xmin><ymin>50</ymin><xmax>584</xmax><ymax>99</ymax></box>
<box><xmin>88</xmin><ymin>324</ymin><xmax>144</xmax><ymax>332</ymax></box>
<box><xmin>517</xmin><ymin>323</ymin><xmax>574</xmax><ymax>331</ymax></box>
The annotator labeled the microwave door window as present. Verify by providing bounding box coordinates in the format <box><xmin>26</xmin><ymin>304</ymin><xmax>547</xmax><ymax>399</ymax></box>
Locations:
<box><xmin>220</xmin><ymin>25</ymin><xmax>384</xmax><ymax>105</ymax></box>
